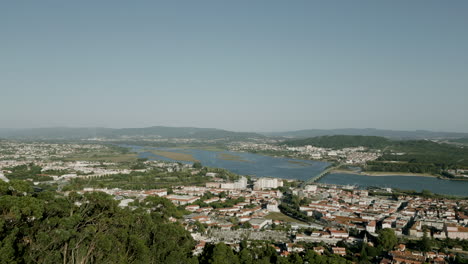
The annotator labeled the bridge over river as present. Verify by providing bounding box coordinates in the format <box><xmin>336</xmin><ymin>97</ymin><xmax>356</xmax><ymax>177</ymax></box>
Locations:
<box><xmin>300</xmin><ymin>163</ymin><xmax>343</xmax><ymax>187</ymax></box>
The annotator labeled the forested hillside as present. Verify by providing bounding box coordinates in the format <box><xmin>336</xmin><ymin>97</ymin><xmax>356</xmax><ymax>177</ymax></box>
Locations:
<box><xmin>0</xmin><ymin>180</ymin><xmax>196</xmax><ymax>264</ymax></box>
<box><xmin>369</xmin><ymin>140</ymin><xmax>468</xmax><ymax>174</ymax></box>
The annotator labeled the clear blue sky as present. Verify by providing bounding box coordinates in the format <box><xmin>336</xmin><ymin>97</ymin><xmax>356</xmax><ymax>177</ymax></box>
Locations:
<box><xmin>1</xmin><ymin>1</ymin><xmax>467</xmax><ymax>132</ymax></box>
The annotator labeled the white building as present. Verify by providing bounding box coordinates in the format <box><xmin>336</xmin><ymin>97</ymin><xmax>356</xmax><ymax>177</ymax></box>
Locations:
<box><xmin>445</xmin><ymin>224</ymin><xmax>468</xmax><ymax>240</ymax></box>
<box><xmin>249</xmin><ymin>219</ymin><xmax>272</xmax><ymax>230</ymax></box>
<box><xmin>166</xmin><ymin>195</ymin><xmax>200</xmax><ymax>205</ymax></box>
<box><xmin>366</xmin><ymin>221</ymin><xmax>376</xmax><ymax>233</ymax></box>
<box><xmin>254</xmin><ymin>178</ymin><xmax>283</xmax><ymax>190</ymax></box>
<box><xmin>235</xmin><ymin>176</ymin><xmax>248</xmax><ymax>189</ymax></box>
<box><xmin>220</xmin><ymin>182</ymin><xmax>235</xmax><ymax>189</ymax></box>
<box><xmin>266</xmin><ymin>200</ymin><xmax>280</xmax><ymax>212</ymax></box>
<box><xmin>221</xmin><ymin>176</ymin><xmax>247</xmax><ymax>190</ymax></box>
<box><xmin>304</xmin><ymin>185</ymin><xmax>317</xmax><ymax>193</ymax></box>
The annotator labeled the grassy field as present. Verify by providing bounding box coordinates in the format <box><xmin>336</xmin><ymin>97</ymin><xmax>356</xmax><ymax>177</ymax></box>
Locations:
<box><xmin>65</xmin><ymin>172</ymin><xmax>210</xmax><ymax>191</ymax></box>
<box><xmin>148</xmin><ymin>150</ymin><xmax>199</xmax><ymax>162</ymax></box>
<box><xmin>264</xmin><ymin>212</ymin><xmax>308</xmax><ymax>224</ymax></box>
<box><xmin>217</xmin><ymin>153</ymin><xmax>250</xmax><ymax>162</ymax></box>
<box><xmin>63</xmin><ymin>152</ymin><xmax>138</xmax><ymax>162</ymax></box>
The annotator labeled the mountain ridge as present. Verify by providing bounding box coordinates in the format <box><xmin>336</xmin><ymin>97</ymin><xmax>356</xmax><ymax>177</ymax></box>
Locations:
<box><xmin>0</xmin><ymin>126</ymin><xmax>265</xmax><ymax>140</ymax></box>
<box><xmin>262</xmin><ymin>128</ymin><xmax>468</xmax><ymax>139</ymax></box>
<box><xmin>1</xmin><ymin>126</ymin><xmax>467</xmax><ymax>140</ymax></box>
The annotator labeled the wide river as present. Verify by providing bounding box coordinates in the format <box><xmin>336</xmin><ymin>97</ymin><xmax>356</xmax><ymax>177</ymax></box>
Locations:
<box><xmin>125</xmin><ymin>146</ymin><xmax>468</xmax><ymax>196</ymax></box>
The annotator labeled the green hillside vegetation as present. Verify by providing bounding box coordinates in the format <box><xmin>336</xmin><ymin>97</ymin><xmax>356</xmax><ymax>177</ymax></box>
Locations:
<box><xmin>282</xmin><ymin>135</ymin><xmax>391</xmax><ymax>149</ymax></box>
<box><xmin>282</xmin><ymin>136</ymin><xmax>468</xmax><ymax>175</ymax></box>
<box><xmin>4</xmin><ymin>164</ymin><xmax>53</xmax><ymax>182</ymax></box>
<box><xmin>0</xmin><ymin>180</ymin><xmax>197</xmax><ymax>264</ymax></box>
<box><xmin>369</xmin><ymin>140</ymin><xmax>468</xmax><ymax>174</ymax></box>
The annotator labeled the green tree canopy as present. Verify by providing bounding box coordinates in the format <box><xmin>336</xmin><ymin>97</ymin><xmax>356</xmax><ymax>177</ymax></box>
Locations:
<box><xmin>377</xmin><ymin>228</ymin><xmax>398</xmax><ymax>251</ymax></box>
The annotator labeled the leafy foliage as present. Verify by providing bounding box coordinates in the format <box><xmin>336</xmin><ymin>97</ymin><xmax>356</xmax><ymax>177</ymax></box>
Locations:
<box><xmin>377</xmin><ymin>140</ymin><xmax>468</xmax><ymax>170</ymax></box>
<box><xmin>376</xmin><ymin>228</ymin><xmax>398</xmax><ymax>251</ymax></box>
<box><xmin>0</xmin><ymin>181</ymin><xmax>196</xmax><ymax>264</ymax></box>
<box><xmin>5</xmin><ymin>164</ymin><xmax>53</xmax><ymax>182</ymax></box>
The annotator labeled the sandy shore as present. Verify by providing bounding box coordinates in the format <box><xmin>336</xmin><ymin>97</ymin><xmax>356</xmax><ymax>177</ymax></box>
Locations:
<box><xmin>330</xmin><ymin>169</ymin><xmax>437</xmax><ymax>178</ymax></box>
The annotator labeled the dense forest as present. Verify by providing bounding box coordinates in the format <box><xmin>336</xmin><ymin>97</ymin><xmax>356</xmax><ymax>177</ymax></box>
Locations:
<box><xmin>4</xmin><ymin>164</ymin><xmax>53</xmax><ymax>182</ymax></box>
<box><xmin>0</xmin><ymin>180</ymin><xmax>197</xmax><ymax>264</ymax></box>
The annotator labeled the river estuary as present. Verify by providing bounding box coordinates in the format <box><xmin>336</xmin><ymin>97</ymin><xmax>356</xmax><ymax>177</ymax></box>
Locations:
<box><xmin>125</xmin><ymin>146</ymin><xmax>468</xmax><ymax>196</ymax></box>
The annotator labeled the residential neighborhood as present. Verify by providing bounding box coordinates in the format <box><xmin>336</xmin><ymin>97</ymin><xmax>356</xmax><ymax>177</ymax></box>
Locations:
<box><xmin>230</xmin><ymin>142</ymin><xmax>381</xmax><ymax>164</ymax></box>
<box><xmin>1</xmin><ymin>140</ymin><xmax>467</xmax><ymax>263</ymax></box>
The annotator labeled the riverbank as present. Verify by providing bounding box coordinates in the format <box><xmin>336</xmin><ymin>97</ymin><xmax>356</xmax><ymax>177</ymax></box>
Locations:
<box><xmin>330</xmin><ymin>169</ymin><xmax>437</xmax><ymax>178</ymax></box>
<box><xmin>242</xmin><ymin>150</ymin><xmax>468</xmax><ymax>181</ymax></box>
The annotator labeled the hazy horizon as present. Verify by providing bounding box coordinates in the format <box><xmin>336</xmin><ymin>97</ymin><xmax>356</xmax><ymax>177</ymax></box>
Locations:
<box><xmin>2</xmin><ymin>1</ymin><xmax>468</xmax><ymax>132</ymax></box>
<box><xmin>1</xmin><ymin>125</ymin><xmax>468</xmax><ymax>135</ymax></box>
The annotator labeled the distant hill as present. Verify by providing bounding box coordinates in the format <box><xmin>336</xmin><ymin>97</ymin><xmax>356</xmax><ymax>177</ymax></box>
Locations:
<box><xmin>0</xmin><ymin>126</ymin><xmax>266</xmax><ymax>141</ymax></box>
<box><xmin>0</xmin><ymin>127</ymin><xmax>114</xmax><ymax>140</ymax></box>
<box><xmin>264</xmin><ymin>128</ymin><xmax>468</xmax><ymax>140</ymax></box>
<box><xmin>2</xmin><ymin>126</ymin><xmax>467</xmax><ymax>141</ymax></box>
<box><xmin>282</xmin><ymin>135</ymin><xmax>391</xmax><ymax>149</ymax></box>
